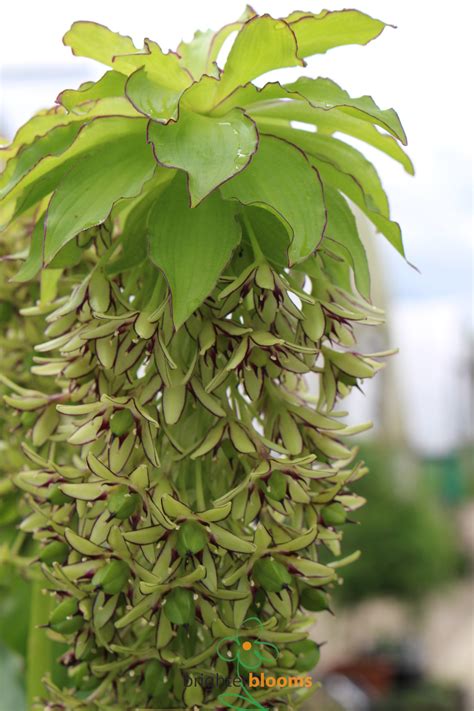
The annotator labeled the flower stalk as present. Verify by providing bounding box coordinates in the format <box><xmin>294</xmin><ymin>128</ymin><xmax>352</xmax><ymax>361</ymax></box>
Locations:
<box><xmin>0</xmin><ymin>7</ymin><xmax>410</xmax><ymax>709</ymax></box>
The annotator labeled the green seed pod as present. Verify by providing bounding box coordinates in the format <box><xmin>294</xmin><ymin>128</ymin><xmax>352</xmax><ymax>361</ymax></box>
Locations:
<box><xmin>107</xmin><ymin>486</ymin><xmax>139</xmax><ymax>519</ymax></box>
<box><xmin>92</xmin><ymin>560</ymin><xmax>130</xmax><ymax>595</ymax></box>
<box><xmin>265</xmin><ymin>471</ymin><xmax>287</xmax><ymax>501</ymax></box>
<box><xmin>163</xmin><ymin>588</ymin><xmax>195</xmax><ymax>625</ymax></box>
<box><xmin>144</xmin><ymin>660</ymin><xmax>171</xmax><ymax>697</ymax></box>
<box><xmin>20</xmin><ymin>411</ymin><xmax>37</xmax><ymax>428</ymax></box>
<box><xmin>48</xmin><ymin>485</ymin><xmax>72</xmax><ymax>506</ymax></box>
<box><xmin>176</xmin><ymin>520</ymin><xmax>207</xmax><ymax>556</ymax></box>
<box><xmin>278</xmin><ymin>649</ymin><xmax>296</xmax><ymax>668</ymax></box>
<box><xmin>39</xmin><ymin>540</ymin><xmax>69</xmax><ymax>565</ymax></box>
<box><xmin>50</xmin><ymin>598</ymin><xmax>84</xmax><ymax>634</ymax></box>
<box><xmin>69</xmin><ymin>661</ymin><xmax>100</xmax><ymax>691</ymax></box>
<box><xmin>300</xmin><ymin>586</ymin><xmax>331</xmax><ymax>612</ymax></box>
<box><xmin>0</xmin><ymin>300</ymin><xmax>14</xmax><ymax>323</ymax></box>
<box><xmin>52</xmin><ymin>616</ymin><xmax>85</xmax><ymax>635</ymax></box>
<box><xmin>253</xmin><ymin>557</ymin><xmax>292</xmax><ymax>592</ymax></box>
<box><xmin>287</xmin><ymin>640</ymin><xmax>320</xmax><ymax>672</ymax></box>
<box><xmin>68</xmin><ymin>661</ymin><xmax>89</xmax><ymax>686</ymax></box>
<box><xmin>249</xmin><ymin>349</ymin><xmax>268</xmax><ymax>367</ymax></box>
<box><xmin>322</xmin><ymin>502</ymin><xmax>347</xmax><ymax>526</ymax></box>
<box><xmin>50</xmin><ymin>597</ymin><xmax>79</xmax><ymax>625</ymax></box>
<box><xmin>109</xmin><ymin>409</ymin><xmax>135</xmax><ymax>436</ymax></box>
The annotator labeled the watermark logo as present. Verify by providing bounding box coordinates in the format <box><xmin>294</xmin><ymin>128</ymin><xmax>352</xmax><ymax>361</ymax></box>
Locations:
<box><xmin>213</xmin><ymin>616</ymin><xmax>313</xmax><ymax>709</ymax></box>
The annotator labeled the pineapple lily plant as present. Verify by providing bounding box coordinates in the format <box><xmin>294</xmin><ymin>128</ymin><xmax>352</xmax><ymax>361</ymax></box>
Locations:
<box><xmin>0</xmin><ymin>6</ymin><xmax>411</xmax><ymax>710</ymax></box>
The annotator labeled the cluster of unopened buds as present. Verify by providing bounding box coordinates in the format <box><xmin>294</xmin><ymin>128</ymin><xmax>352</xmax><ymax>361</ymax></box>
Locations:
<box><xmin>2</xmin><ymin>217</ymin><xmax>388</xmax><ymax>709</ymax></box>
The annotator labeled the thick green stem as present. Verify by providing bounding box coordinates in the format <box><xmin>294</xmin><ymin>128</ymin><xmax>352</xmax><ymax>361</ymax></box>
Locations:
<box><xmin>27</xmin><ymin>580</ymin><xmax>52</xmax><ymax>710</ymax></box>
<box><xmin>242</xmin><ymin>212</ymin><xmax>264</xmax><ymax>261</ymax></box>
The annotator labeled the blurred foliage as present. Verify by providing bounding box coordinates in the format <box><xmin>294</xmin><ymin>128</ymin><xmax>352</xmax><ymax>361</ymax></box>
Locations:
<box><xmin>0</xmin><ymin>644</ymin><xmax>25</xmax><ymax>711</ymax></box>
<box><xmin>373</xmin><ymin>681</ymin><xmax>466</xmax><ymax>710</ymax></box>
<box><xmin>331</xmin><ymin>443</ymin><xmax>463</xmax><ymax>604</ymax></box>
<box><xmin>0</xmin><ymin>566</ymin><xmax>31</xmax><ymax>657</ymax></box>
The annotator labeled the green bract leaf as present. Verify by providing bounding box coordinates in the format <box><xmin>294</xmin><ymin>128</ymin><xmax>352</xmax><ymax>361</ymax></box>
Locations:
<box><xmin>221</xmin><ymin>135</ymin><xmax>326</xmax><ymax>264</ymax></box>
<box><xmin>228</xmin><ymin>75</ymin><xmax>406</xmax><ymax>146</ymax></box>
<box><xmin>242</xmin><ymin>206</ymin><xmax>290</xmax><ymax>269</ymax></box>
<box><xmin>125</xmin><ymin>68</ymin><xmax>182</xmax><ymax>122</ymax></box>
<box><xmin>287</xmin><ymin>9</ymin><xmax>386</xmax><ymax>57</ymax></box>
<box><xmin>106</xmin><ymin>171</ymin><xmax>175</xmax><ymax>276</ymax></box>
<box><xmin>216</xmin><ymin>15</ymin><xmax>302</xmax><ymax>105</ymax></box>
<box><xmin>251</xmin><ymin>102</ymin><xmax>413</xmax><ymax>174</ymax></box>
<box><xmin>1</xmin><ymin>114</ymin><xmax>144</xmax><ymax>224</ymax></box>
<box><xmin>148</xmin><ymin>108</ymin><xmax>258</xmax><ymax>205</ymax></box>
<box><xmin>0</xmin><ymin>123</ymin><xmax>82</xmax><ymax>203</ymax></box>
<box><xmin>63</xmin><ymin>21</ymin><xmax>139</xmax><ymax>71</ymax></box>
<box><xmin>323</xmin><ymin>187</ymin><xmax>370</xmax><ymax>300</ymax></box>
<box><xmin>114</xmin><ymin>38</ymin><xmax>192</xmax><ymax>82</ymax></box>
<box><xmin>44</xmin><ymin>118</ymin><xmax>155</xmax><ymax>263</ymax></box>
<box><xmin>123</xmin><ymin>40</ymin><xmax>192</xmax><ymax>120</ymax></box>
<box><xmin>285</xmin><ymin>77</ymin><xmax>406</xmax><ymax>145</ymax></box>
<box><xmin>57</xmin><ymin>70</ymin><xmax>126</xmax><ymax>111</ymax></box>
<box><xmin>271</xmin><ymin>128</ymin><xmax>389</xmax><ymax>217</ymax></box>
<box><xmin>177</xmin><ymin>29</ymin><xmax>221</xmax><ymax>80</ymax></box>
<box><xmin>177</xmin><ymin>6</ymin><xmax>257</xmax><ymax>80</ymax></box>
<box><xmin>314</xmin><ymin>158</ymin><xmax>404</xmax><ymax>256</ymax></box>
<box><xmin>148</xmin><ymin>176</ymin><xmax>241</xmax><ymax>327</ymax></box>
<box><xmin>13</xmin><ymin>214</ymin><xmax>45</xmax><ymax>282</ymax></box>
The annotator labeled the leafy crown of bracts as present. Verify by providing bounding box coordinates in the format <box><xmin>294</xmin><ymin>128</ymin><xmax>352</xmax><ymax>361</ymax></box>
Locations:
<box><xmin>0</xmin><ymin>6</ymin><xmax>409</xmax><ymax>710</ymax></box>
